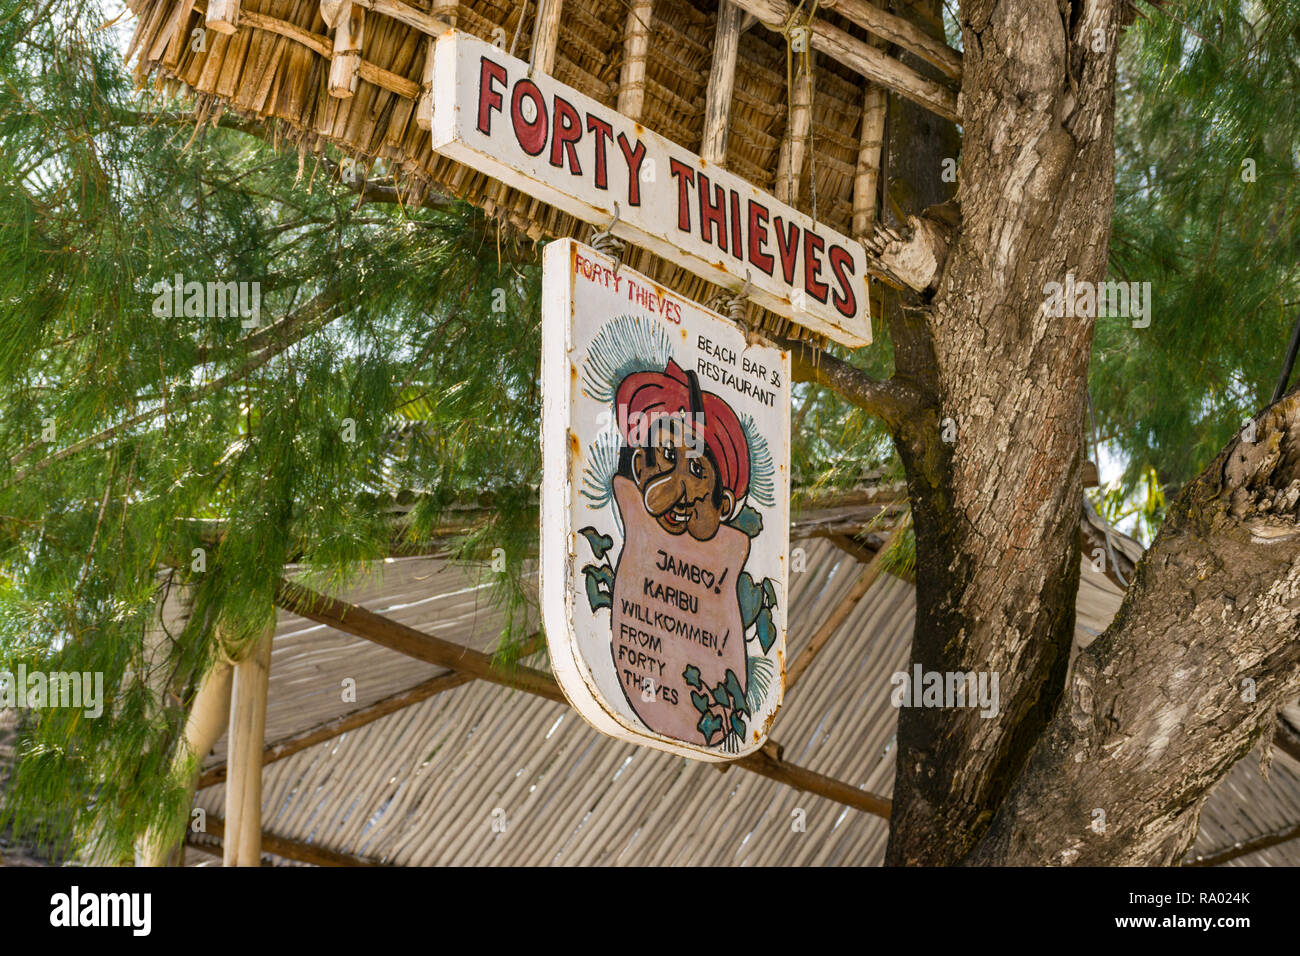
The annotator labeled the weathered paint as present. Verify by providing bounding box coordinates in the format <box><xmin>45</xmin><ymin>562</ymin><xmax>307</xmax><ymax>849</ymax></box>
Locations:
<box><xmin>431</xmin><ymin>29</ymin><xmax>872</xmax><ymax>347</ymax></box>
<box><xmin>541</xmin><ymin>239</ymin><xmax>790</xmax><ymax>761</ymax></box>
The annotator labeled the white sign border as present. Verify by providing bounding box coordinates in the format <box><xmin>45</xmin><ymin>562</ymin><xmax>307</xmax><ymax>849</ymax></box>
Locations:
<box><xmin>540</xmin><ymin>238</ymin><xmax>790</xmax><ymax>762</ymax></box>
<box><xmin>432</xmin><ymin>29</ymin><xmax>872</xmax><ymax>349</ymax></box>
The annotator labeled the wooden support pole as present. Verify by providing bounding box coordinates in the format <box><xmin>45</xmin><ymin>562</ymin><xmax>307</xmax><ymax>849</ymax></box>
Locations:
<box><xmin>1185</xmin><ymin>820</ymin><xmax>1300</xmax><ymax>867</ymax></box>
<box><xmin>775</xmin><ymin>50</ymin><xmax>814</xmax><ymax>205</ymax></box>
<box><xmin>195</xmin><ymin>628</ymin><xmax>547</xmax><ymax>789</ymax></box>
<box><xmin>818</xmin><ymin>0</ymin><xmax>962</xmax><ymax>80</ymax></box>
<box><xmin>853</xmin><ymin>77</ymin><xmax>888</xmax><ymax>235</ymax></box>
<box><xmin>530</xmin><ymin>0</ymin><xmax>563</xmax><ymax>75</ymax></box>
<box><xmin>275</xmin><ymin>580</ymin><xmax>891</xmax><ymax>820</ymax></box>
<box><xmin>328</xmin><ymin>3</ymin><xmax>365</xmax><ymax>99</ymax></box>
<box><xmin>616</xmin><ymin>0</ymin><xmax>654</xmax><ymax>120</ymax></box>
<box><xmin>732</xmin><ymin>746</ymin><xmax>892</xmax><ymax>818</ymax></box>
<box><xmin>135</xmin><ymin>658</ymin><xmax>233</xmax><ymax>866</ymax></box>
<box><xmin>416</xmin><ymin>38</ymin><xmax>437</xmax><ymax>131</ymax></box>
<box><xmin>194</xmin><ymin>814</ymin><xmax>389</xmax><ymax>866</ymax></box>
<box><xmin>727</xmin><ymin>0</ymin><xmax>958</xmax><ymax>122</ymax></box>
<box><xmin>785</xmin><ymin>518</ymin><xmax>909</xmax><ymax>692</ymax></box>
<box><xmin>700</xmin><ymin>1</ymin><xmax>745</xmax><ymax>166</ymax></box>
<box><xmin>205</xmin><ymin>0</ymin><xmax>240</xmax><ymax>34</ymax></box>
<box><xmin>349</xmin><ymin>0</ymin><xmax>451</xmax><ymax>36</ymax></box>
<box><xmin>223</xmin><ymin>630</ymin><xmax>273</xmax><ymax>867</ymax></box>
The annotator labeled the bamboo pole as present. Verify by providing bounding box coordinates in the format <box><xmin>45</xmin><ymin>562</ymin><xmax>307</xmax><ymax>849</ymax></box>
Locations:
<box><xmin>775</xmin><ymin>50</ymin><xmax>814</xmax><ymax>205</ymax></box>
<box><xmin>700</xmin><ymin>1</ymin><xmax>745</xmax><ymax>166</ymax></box>
<box><xmin>785</xmin><ymin>518</ymin><xmax>909</xmax><ymax>692</ymax></box>
<box><xmin>529</xmin><ymin>0</ymin><xmax>563</xmax><ymax>75</ymax></box>
<box><xmin>328</xmin><ymin>3</ymin><xmax>365</xmax><ymax>99</ymax></box>
<box><xmin>194</xmin><ymin>626</ymin><xmax>530</xmax><ymax>790</ymax></box>
<box><xmin>852</xmin><ymin>82</ymin><xmax>888</xmax><ymax>235</ymax></box>
<box><xmin>615</xmin><ymin>0</ymin><xmax>654</xmax><ymax>120</ymax></box>
<box><xmin>852</xmin><ymin>7</ymin><xmax>890</xmax><ymax>238</ymax></box>
<box><xmin>727</xmin><ymin>0</ymin><xmax>958</xmax><ymax>122</ymax></box>
<box><xmin>135</xmin><ymin>658</ymin><xmax>233</xmax><ymax>866</ymax></box>
<box><xmin>205</xmin><ymin>0</ymin><xmax>240</xmax><ymax>34</ymax></box>
<box><xmin>223</xmin><ymin>629</ymin><xmax>273</xmax><ymax>867</ymax></box>
<box><xmin>416</xmin><ymin>38</ymin><xmax>436</xmax><ymax>130</ymax></box>
<box><xmin>275</xmin><ymin>580</ymin><xmax>892</xmax><ymax>820</ymax></box>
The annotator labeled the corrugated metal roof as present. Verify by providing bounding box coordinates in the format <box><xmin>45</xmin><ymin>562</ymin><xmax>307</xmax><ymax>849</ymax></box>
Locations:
<box><xmin>184</xmin><ymin>534</ymin><xmax>1300</xmax><ymax>866</ymax></box>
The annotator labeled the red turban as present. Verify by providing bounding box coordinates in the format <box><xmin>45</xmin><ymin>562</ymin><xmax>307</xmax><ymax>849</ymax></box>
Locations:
<box><xmin>616</xmin><ymin>360</ymin><xmax>750</xmax><ymax>500</ymax></box>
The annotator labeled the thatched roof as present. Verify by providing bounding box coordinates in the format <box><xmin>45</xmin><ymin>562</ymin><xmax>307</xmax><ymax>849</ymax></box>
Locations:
<box><xmin>171</xmin><ymin>514</ymin><xmax>1300</xmax><ymax>866</ymax></box>
<box><xmin>123</xmin><ymin>0</ymin><xmax>956</xmax><ymax>342</ymax></box>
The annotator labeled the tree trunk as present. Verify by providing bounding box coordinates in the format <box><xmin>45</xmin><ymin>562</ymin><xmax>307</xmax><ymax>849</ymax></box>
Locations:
<box><xmin>885</xmin><ymin>0</ymin><xmax>1125</xmax><ymax>864</ymax></box>
<box><xmin>860</xmin><ymin>0</ymin><xmax>1300</xmax><ymax>866</ymax></box>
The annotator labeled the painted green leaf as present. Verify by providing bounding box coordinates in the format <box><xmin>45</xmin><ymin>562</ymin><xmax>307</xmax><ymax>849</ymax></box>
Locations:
<box><xmin>755</xmin><ymin>606</ymin><xmax>776</xmax><ymax>653</ymax></box>
<box><xmin>698</xmin><ymin>711</ymin><xmax>723</xmax><ymax>744</ymax></box>
<box><xmin>724</xmin><ymin>669</ymin><xmax>747</xmax><ymax>714</ymax></box>
<box><xmin>729</xmin><ymin>712</ymin><xmax>746</xmax><ymax>739</ymax></box>
<box><xmin>691</xmin><ymin>690</ymin><xmax>711</xmax><ymax>714</ymax></box>
<box><xmin>683</xmin><ymin>664</ymin><xmax>703</xmax><ymax>689</ymax></box>
<box><xmin>711</xmin><ymin>682</ymin><xmax>730</xmax><ymax>707</ymax></box>
<box><xmin>577</xmin><ymin>526</ymin><xmax>614</xmax><ymax>560</ymax></box>
<box><xmin>761</xmin><ymin>577</ymin><xmax>777</xmax><ymax>608</ymax></box>
<box><xmin>731</xmin><ymin>505</ymin><xmax>763</xmax><ymax>538</ymax></box>
<box><xmin>737</xmin><ymin>572</ymin><xmax>761</xmax><ymax>628</ymax></box>
<box><xmin>582</xmin><ymin>563</ymin><xmax>614</xmax><ymax>611</ymax></box>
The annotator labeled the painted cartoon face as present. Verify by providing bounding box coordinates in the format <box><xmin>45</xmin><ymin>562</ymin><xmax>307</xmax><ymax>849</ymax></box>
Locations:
<box><xmin>630</xmin><ymin>437</ymin><xmax>735</xmax><ymax>541</ymax></box>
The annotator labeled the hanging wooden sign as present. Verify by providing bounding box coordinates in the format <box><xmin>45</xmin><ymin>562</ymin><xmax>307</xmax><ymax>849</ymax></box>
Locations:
<box><xmin>541</xmin><ymin>238</ymin><xmax>789</xmax><ymax>761</ymax></box>
<box><xmin>431</xmin><ymin>29</ymin><xmax>871</xmax><ymax>348</ymax></box>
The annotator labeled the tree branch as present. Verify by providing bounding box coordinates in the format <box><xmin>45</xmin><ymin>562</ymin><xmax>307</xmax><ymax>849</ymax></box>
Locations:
<box><xmin>782</xmin><ymin>338</ymin><xmax>927</xmax><ymax>431</ymax></box>
<box><xmin>4</xmin><ymin>288</ymin><xmax>345</xmax><ymax>487</ymax></box>
<box><xmin>969</xmin><ymin>386</ymin><xmax>1300</xmax><ymax>865</ymax></box>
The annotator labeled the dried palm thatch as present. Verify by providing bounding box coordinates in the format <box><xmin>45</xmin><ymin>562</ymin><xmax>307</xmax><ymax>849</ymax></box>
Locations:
<box><xmin>125</xmin><ymin>0</ymin><xmax>960</xmax><ymax>342</ymax></box>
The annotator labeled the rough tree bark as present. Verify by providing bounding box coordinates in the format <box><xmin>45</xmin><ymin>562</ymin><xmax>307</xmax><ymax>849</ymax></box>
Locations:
<box><xmin>969</xmin><ymin>392</ymin><xmax>1300</xmax><ymax>865</ymax></box>
<box><xmin>885</xmin><ymin>0</ymin><xmax>1125</xmax><ymax>865</ymax></box>
<box><xmin>796</xmin><ymin>0</ymin><xmax>1300</xmax><ymax>865</ymax></box>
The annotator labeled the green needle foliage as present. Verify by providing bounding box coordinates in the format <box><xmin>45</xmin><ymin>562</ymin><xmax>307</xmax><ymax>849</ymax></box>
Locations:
<box><xmin>1092</xmin><ymin>0</ymin><xmax>1300</xmax><ymax>536</ymax></box>
<box><xmin>0</xmin><ymin>0</ymin><xmax>543</xmax><ymax>860</ymax></box>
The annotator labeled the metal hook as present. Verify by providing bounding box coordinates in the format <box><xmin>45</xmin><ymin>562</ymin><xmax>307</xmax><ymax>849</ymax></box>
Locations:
<box><xmin>589</xmin><ymin>202</ymin><xmax>626</xmax><ymax>273</ymax></box>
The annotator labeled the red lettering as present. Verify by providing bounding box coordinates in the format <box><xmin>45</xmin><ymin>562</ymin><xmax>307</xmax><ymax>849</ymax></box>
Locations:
<box><xmin>617</xmin><ymin>133</ymin><xmax>646</xmax><ymax>206</ymax></box>
<box><xmin>587</xmin><ymin>115</ymin><xmax>613</xmax><ymax>190</ymax></box>
<box><xmin>669</xmin><ymin>158</ymin><xmax>695</xmax><ymax>232</ymax></box>
<box><xmin>698</xmin><ymin>173</ymin><xmax>727</xmax><ymax>253</ymax></box>
<box><xmin>804</xmin><ymin>232</ymin><xmax>829</xmax><ymax>304</ymax></box>
<box><xmin>729</xmin><ymin>190</ymin><xmax>743</xmax><ymax>261</ymax></box>
<box><xmin>747</xmin><ymin>200</ymin><xmax>774</xmax><ymax>276</ymax></box>
<box><xmin>773</xmin><ymin>216</ymin><xmax>800</xmax><ymax>285</ymax></box>
<box><xmin>510</xmin><ymin>79</ymin><xmax>548</xmax><ymax>156</ymax></box>
<box><xmin>476</xmin><ymin>57</ymin><xmax>507</xmax><ymax>136</ymax></box>
<box><xmin>549</xmin><ymin>96</ymin><xmax>583</xmax><ymax>173</ymax></box>
<box><xmin>828</xmin><ymin>244</ymin><xmax>857</xmax><ymax>318</ymax></box>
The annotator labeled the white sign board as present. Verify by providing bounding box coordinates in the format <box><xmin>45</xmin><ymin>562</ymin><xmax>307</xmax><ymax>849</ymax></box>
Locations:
<box><xmin>432</xmin><ymin>29</ymin><xmax>871</xmax><ymax>348</ymax></box>
<box><xmin>541</xmin><ymin>239</ymin><xmax>789</xmax><ymax>761</ymax></box>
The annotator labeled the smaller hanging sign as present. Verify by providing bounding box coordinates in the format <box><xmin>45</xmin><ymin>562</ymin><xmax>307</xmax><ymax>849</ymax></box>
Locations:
<box><xmin>541</xmin><ymin>238</ymin><xmax>789</xmax><ymax>761</ymax></box>
<box><xmin>430</xmin><ymin>28</ymin><xmax>871</xmax><ymax>348</ymax></box>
